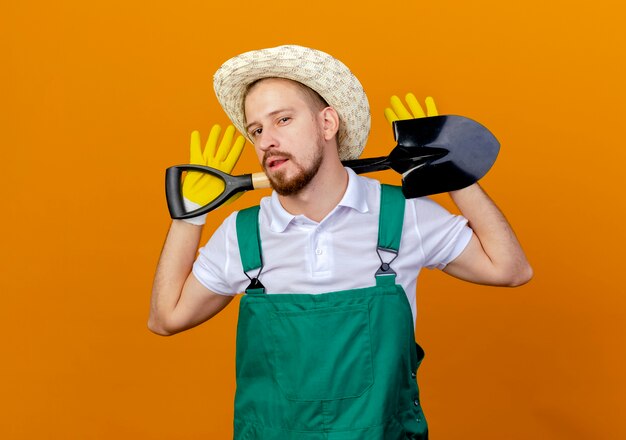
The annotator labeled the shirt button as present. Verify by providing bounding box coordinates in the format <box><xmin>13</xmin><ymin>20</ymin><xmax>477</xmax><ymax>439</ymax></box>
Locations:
<box><xmin>411</xmin><ymin>372</ymin><xmax>416</xmax><ymax>379</ymax></box>
<box><xmin>414</xmin><ymin>399</ymin><xmax>419</xmax><ymax>406</ymax></box>
<box><xmin>315</xmin><ymin>249</ymin><xmax>323</xmax><ymax>255</ymax></box>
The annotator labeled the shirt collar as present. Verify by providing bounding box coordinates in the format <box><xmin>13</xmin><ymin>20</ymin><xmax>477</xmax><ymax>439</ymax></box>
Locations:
<box><xmin>268</xmin><ymin>167</ymin><xmax>370</xmax><ymax>233</ymax></box>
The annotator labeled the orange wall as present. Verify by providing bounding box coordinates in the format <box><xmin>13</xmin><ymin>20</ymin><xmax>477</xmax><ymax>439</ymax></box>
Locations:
<box><xmin>2</xmin><ymin>0</ymin><xmax>625</xmax><ymax>438</ymax></box>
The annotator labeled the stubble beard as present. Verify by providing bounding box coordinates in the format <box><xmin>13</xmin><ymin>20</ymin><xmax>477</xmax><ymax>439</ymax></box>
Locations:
<box><xmin>263</xmin><ymin>140</ymin><xmax>325</xmax><ymax>197</ymax></box>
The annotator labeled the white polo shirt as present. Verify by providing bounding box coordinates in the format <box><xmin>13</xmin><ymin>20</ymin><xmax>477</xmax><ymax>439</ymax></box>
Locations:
<box><xmin>193</xmin><ymin>167</ymin><xmax>472</xmax><ymax>324</ymax></box>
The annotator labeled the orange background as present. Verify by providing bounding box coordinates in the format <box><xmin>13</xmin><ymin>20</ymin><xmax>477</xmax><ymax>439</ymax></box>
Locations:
<box><xmin>2</xmin><ymin>0</ymin><xmax>625</xmax><ymax>438</ymax></box>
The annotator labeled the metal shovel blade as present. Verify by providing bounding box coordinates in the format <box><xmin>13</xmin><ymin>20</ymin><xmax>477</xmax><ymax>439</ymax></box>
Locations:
<box><xmin>391</xmin><ymin>115</ymin><xmax>500</xmax><ymax>198</ymax></box>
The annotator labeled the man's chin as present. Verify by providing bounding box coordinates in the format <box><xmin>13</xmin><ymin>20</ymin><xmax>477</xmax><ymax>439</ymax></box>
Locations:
<box><xmin>269</xmin><ymin>178</ymin><xmax>300</xmax><ymax>197</ymax></box>
<box><xmin>269</xmin><ymin>171</ymin><xmax>312</xmax><ymax>197</ymax></box>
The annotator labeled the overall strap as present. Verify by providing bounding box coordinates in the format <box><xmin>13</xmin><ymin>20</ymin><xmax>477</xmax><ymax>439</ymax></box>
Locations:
<box><xmin>236</xmin><ymin>205</ymin><xmax>266</xmax><ymax>294</ymax></box>
<box><xmin>376</xmin><ymin>184</ymin><xmax>406</xmax><ymax>287</ymax></box>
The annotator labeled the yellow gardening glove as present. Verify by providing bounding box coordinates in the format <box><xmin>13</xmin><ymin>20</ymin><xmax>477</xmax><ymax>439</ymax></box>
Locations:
<box><xmin>384</xmin><ymin>93</ymin><xmax>438</xmax><ymax>126</ymax></box>
<box><xmin>181</xmin><ymin>124</ymin><xmax>245</xmax><ymax>224</ymax></box>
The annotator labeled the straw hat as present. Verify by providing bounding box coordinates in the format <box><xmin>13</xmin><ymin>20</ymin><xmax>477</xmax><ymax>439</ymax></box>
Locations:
<box><xmin>213</xmin><ymin>45</ymin><xmax>370</xmax><ymax>160</ymax></box>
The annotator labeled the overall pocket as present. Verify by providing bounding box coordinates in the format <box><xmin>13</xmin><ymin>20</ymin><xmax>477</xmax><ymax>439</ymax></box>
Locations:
<box><xmin>270</xmin><ymin>304</ymin><xmax>374</xmax><ymax>401</ymax></box>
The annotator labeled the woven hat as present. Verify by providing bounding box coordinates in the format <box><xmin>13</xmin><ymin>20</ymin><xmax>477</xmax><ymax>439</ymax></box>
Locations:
<box><xmin>213</xmin><ymin>45</ymin><xmax>370</xmax><ymax>160</ymax></box>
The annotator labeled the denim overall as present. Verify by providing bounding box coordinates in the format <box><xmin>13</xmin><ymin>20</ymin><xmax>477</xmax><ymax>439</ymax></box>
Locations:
<box><xmin>233</xmin><ymin>185</ymin><xmax>428</xmax><ymax>439</ymax></box>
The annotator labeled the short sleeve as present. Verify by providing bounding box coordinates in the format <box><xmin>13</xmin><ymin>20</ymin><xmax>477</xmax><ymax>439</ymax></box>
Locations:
<box><xmin>409</xmin><ymin>197</ymin><xmax>473</xmax><ymax>270</ymax></box>
<box><xmin>192</xmin><ymin>212</ymin><xmax>241</xmax><ymax>296</ymax></box>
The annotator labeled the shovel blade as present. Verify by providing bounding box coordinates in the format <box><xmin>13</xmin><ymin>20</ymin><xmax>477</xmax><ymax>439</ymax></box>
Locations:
<box><xmin>392</xmin><ymin>115</ymin><xmax>500</xmax><ymax>198</ymax></box>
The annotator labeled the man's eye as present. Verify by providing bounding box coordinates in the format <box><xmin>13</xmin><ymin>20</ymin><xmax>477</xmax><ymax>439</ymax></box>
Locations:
<box><xmin>279</xmin><ymin>117</ymin><xmax>290</xmax><ymax>123</ymax></box>
<box><xmin>251</xmin><ymin>128</ymin><xmax>262</xmax><ymax>137</ymax></box>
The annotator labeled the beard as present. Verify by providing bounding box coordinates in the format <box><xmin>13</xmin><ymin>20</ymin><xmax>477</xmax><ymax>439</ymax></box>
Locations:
<box><xmin>263</xmin><ymin>140</ymin><xmax>324</xmax><ymax>196</ymax></box>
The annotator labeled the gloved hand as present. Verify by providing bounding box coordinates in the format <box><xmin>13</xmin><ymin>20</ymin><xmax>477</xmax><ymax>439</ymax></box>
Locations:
<box><xmin>384</xmin><ymin>93</ymin><xmax>438</xmax><ymax>125</ymax></box>
<box><xmin>181</xmin><ymin>124</ymin><xmax>245</xmax><ymax>225</ymax></box>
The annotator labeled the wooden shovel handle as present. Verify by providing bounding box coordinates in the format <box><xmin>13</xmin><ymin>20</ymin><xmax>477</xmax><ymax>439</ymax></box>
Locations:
<box><xmin>251</xmin><ymin>172</ymin><xmax>271</xmax><ymax>189</ymax></box>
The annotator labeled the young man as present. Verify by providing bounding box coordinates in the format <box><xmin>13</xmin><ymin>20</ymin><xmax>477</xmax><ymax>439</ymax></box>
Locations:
<box><xmin>149</xmin><ymin>45</ymin><xmax>532</xmax><ymax>439</ymax></box>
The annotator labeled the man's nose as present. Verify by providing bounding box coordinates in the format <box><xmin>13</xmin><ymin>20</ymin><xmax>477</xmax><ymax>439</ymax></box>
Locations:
<box><xmin>257</xmin><ymin>127</ymin><xmax>279</xmax><ymax>151</ymax></box>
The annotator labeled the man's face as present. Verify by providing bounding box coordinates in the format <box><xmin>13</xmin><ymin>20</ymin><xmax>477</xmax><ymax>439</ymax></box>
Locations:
<box><xmin>244</xmin><ymin>78</ymin><xmax>326</xmax><ymax>196</ymax></box>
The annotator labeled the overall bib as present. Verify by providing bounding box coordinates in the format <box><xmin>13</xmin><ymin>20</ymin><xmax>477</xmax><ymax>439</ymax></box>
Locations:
<box><xmin>233</xmin><ymin>185</ymin><xmax>428</xmax><ymax>440</ymax></box>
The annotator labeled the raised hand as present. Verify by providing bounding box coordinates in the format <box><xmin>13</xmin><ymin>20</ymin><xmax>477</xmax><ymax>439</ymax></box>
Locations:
<box><xmin>384</xmin><ymin>93</ymin><xmax>438</xmax><ymax>126</ymax></box>
<box><xmin>181</xmin><ymin>124</ymin><xmax>245</xmax><ymax>224</ymax></box>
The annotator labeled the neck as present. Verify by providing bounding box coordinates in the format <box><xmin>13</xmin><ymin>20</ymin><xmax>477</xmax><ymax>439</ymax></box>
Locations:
<box><xmin>277</xmin><ymin>157</ymin><xmax>348</xmax><ymax>223</ymax></box>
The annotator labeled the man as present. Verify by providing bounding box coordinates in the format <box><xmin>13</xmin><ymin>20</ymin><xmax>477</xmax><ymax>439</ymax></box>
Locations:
<box><xmin>149</xmin><ymin>45</ymin><xmax>532</xmax><ymax>439</ymax></box>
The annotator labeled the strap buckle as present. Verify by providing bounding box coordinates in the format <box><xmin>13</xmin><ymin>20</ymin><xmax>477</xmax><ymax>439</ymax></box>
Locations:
<box><xmin>376</xmin><ymin>247</ymin><xmax>398</xmax><ymax>276</ymax></box>
<box><xmin>244</xmin><ymin>264</ymin><xmax>265</xmax><ymax>293</ymax></box>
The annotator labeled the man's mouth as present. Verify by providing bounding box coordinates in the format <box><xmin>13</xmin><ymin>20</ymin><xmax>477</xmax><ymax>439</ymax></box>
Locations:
<box><xmin>265</xmin><ymin>155</ymin><xmax>291</xmax><ymax>170</ymax></box>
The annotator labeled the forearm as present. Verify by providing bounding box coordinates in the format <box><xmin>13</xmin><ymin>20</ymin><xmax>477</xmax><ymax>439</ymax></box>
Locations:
<box><xmin>149</xmin><ymin>220</ymin><xmax>203</xmax><ymax>334</ymax></box>
<box><xmin>448</xmin><ymin>183</ymin><xmax>533</xmax><ymax>286</ymax></box>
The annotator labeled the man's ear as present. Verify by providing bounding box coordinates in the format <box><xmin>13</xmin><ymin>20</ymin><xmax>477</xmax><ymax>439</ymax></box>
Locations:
<box><xmin>319</xmin><ymin>107</ymin><xmax>340</xmax><ymax>141</ymax></box>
